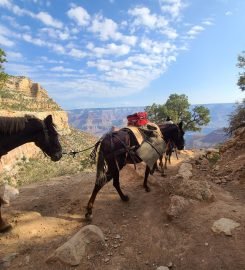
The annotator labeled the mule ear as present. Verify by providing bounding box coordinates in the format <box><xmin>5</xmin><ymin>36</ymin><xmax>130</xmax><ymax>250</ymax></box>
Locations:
<box><xmin>44</xmin><ymin>115</ymin><xmax>53</xmax><ymax>125</ymax></box>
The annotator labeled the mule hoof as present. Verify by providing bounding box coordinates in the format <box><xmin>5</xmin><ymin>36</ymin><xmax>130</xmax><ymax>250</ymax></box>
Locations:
<box><xmin>122</xmin><ymin>195</ymin><xmax>129</xmax><ymax>202</ymax></box>
<box><xmin>85</xmin><ymin>212</ymin><xmax>93</xmax><ymax>221</ymax></box>
<box><xmin>0</xmin><ymin>222</ymin><xmax>12</xmax><ymax>233</ymax></box>
<box><xmin>161</xmin><ymin>173</ymin><xmax>167</xmax><ymax>177</ymax></box>
<box><xmin>145</xmin><ymin>186</ymin><xmax>151</xmax><ymax>192</ymax></box>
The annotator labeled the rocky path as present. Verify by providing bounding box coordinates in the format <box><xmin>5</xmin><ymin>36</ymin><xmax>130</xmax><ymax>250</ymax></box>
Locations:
<box><xmin>0</xmin><ymin>150</ymin><xmax>244</xmax><ymax>270</ymax></box>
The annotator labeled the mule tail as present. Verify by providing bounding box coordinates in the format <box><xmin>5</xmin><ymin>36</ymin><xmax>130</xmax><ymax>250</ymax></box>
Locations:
<box><xmin>96</xmin><ymin>147</ymin><xmax>108</xmax><ymax>185</ymax></box>
<box><xmin>90</xmin><ymin>139</ymin><xmax>107</xmax><ymax>185</ymax></box>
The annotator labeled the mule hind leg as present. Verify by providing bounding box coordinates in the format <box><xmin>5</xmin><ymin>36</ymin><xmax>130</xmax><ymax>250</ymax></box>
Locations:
<box><xmin>111</xmin><ymin>159</ymin><xmax>129</xmax><ymax>201</ymax></box>
<box><xmin>85</xmin><ymin>172</ymin><xmax>113</xmax><ymax>220</ymax></box>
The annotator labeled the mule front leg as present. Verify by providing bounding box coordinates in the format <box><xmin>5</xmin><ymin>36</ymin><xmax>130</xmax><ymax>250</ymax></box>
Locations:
<box><xmin>143</xmin><ymin>166</ymin><xmax>151</xmax><ymax>192</ymax></box>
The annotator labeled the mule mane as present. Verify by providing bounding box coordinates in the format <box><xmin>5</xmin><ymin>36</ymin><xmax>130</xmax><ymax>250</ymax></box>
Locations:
<box><xmin>0</xmin><ymin>115</ymin><xmax>39</xmax><ymax>135</ymax></box>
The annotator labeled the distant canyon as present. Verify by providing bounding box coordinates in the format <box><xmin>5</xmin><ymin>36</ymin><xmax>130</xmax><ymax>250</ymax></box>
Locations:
<box><xmin>67</xmin><ymin>103</ymin><xmax>235</xmax><ymax>149</ymax></box>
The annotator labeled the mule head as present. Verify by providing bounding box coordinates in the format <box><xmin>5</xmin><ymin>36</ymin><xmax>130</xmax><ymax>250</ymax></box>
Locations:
<box><xmin>34</xmin><ymin>115</ymin><xmax>62</xmax><ymax>161</ymax></box>
<box><xmin>176</xmin><ymin>121</ymin><xmax>185</xmax><ymax>150</ymax></box>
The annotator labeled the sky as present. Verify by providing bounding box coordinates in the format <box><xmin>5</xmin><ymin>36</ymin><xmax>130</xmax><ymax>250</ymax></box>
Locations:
<box><xmin>0</xmin><ymin>0</ymin><xmax>244</xmax><ymax>110</ymax></box>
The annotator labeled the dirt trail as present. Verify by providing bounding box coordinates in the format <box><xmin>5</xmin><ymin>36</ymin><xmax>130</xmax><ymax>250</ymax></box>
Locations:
<box><xmin>0</xmin><ymin>150</ymin><xmax>244</xmax><ymax>270</ymax></box>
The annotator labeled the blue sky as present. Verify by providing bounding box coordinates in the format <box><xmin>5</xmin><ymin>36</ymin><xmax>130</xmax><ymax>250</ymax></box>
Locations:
<box><xmin>0</xmin><ymin>0</ymin><xmax>244</xmax><ymax>109</ymax></box>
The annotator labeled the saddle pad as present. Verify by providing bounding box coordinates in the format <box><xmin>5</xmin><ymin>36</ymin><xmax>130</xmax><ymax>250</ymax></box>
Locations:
<box><xmin>123</xmin><ymin>126</ymin><xmax>144</xmax><ymax>145</ymax></box>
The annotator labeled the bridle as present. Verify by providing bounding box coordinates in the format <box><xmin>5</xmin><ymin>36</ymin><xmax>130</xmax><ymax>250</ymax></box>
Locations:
<box><xmin>39</xmin><ymin>120</ymin><xmax>51</xmax><ymax>157</ymax></box>
<box><xmin>41</xmin><ymin>121</ymin><xmax>50</xmax><ymax>143</ymax></box>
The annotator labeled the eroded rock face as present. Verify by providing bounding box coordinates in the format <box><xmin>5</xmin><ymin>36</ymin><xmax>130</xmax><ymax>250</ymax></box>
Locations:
<box><xmin>1</xmin><ymin>76</ymin><xmax>61</xmax><ymax>110</ymax></box>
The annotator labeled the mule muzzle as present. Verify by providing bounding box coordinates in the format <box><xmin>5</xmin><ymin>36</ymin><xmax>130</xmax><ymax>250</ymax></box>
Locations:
<box><xmin>51</xmin><ymin>152</ymin><xmax>62</xmax><ymax>161</ymax></box>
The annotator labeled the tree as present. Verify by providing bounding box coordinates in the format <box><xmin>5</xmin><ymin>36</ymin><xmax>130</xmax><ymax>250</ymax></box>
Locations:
<box><xmin>146</xmin><ymin>94</ymin><xmax>210</xmax><ymax>132</ymax></box>
<box><xmin>145</xmin><ymin>103</ymin><xmax>167</xmax><ymax>123</ymax></box>
<box><xmin>225</xmin><ymin>52</ymin><xmax>245</xmax><ymax>134</ymax></box>
<box><xmin>0</xmin><ymin>48</ymin><xmax>8</xmax><ymax>90</ymax></box>
<box><xmin>225</xmin><ymin>100</ymin><xmax>245</xmax><ymax>135</ymax></box>
<box><xmin>237</xmin><ymin>51</ymin><xmax>245</xmax><ymax>91</ymax></box>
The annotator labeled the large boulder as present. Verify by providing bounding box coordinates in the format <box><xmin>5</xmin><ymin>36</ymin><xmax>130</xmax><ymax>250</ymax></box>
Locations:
<box><xmin>47</xmin><ymin>225</ymin><xmax>105</xmax><ymax>266</ymax></box>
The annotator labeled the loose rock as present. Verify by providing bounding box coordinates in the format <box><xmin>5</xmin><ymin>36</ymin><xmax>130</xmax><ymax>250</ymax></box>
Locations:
<box><xmin>47</xmin><ymin>225</ymin><xmax>105</xmax><ymax>266</ymax></box>
<box><xmin>211</xmin><ymin>218</ymin><xmax>240</xmax><ymax>236</ymax></box>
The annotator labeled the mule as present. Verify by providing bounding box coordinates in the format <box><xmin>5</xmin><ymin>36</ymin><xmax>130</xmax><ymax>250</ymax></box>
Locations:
<box><xmin>0</xmin><ymin>114</ymin><xmax>62</xmax><ymax>233</ymax></box>
<box><xmin>85</xmin><ymin>122</ymin><xmax>185</xmax><ymax>220</ymax></box>
<box><xmin>158</xmin><ymin>122</ymin><xmax>185</xmax><ymax>170</ymax></box>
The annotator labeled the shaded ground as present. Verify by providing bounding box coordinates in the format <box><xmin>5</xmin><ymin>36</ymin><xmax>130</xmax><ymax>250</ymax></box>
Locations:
<box><xmin>0</xmin><ymin>150</ymin><xmax>244</xmax><ymax>270</ymax></box>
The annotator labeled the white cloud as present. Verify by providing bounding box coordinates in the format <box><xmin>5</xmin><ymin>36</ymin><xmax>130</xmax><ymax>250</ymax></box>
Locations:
<box><xmin>39</xmin><ymin>56</ymin><xmax>63</xmax><ymax>64</ymax></box>
<box><xmin>21</xmin><ymin>33</ymin><xmax>66</xmax><ymax>54</ymax></box>
<box><xmin>159</xmin><ymin>0</ymin><xmax>184</xmax><ymax>19</ymax></box>
<box><xmin>0</xmin><ymin>24</ymin><xmax>15</xmax><ymax>46</ymax></box>
<box><xmin>50</xmin><ymin>66</ymin><xmax>75</xmax><ymax>72</ymax></box>
<box><xmin>129</xmin><ymin>7</ymin><xmax>156</xmax><ymax>28</ymax></box>
<box><xmin>140</xmin><ymin>38</ymin><xmax>176</xmax><ymax>55</ymax></box>
<box><xmin>2</xmin><ymin>15</ymin><xmax>31</xmax><ymax>31</ymax></box>
<box><xmin>22</xmin><ymin>33</ymin><xmax>46</xmax><ymax>46</ymax></box>
<box><xmin>89</xmin><ymin>14</ymin><xmax>118</xmax><ymax>40</ymax></box>
<box><xmin>87</xmin><ymin>59</ymin><xmax>133</xmax><ymax>72</ymax></box>
<box><xmin>202</xmin><ymin>20</ymin><xmax>213</xmax><ymax>26</ymax></box>
<box><xmin>6</xmin><ymin>62</ymin><xmax>40</xmax><ymax>76</ymax></box>
<box><xmin>89</xmin><ymin>14</ymin><xmax>137</xmax><ymax>46</ymax></box>
<box><xmin>161</xmin><ymin>27</ymin><xmax>178</xmax><ymax>39</ymax></box>
<box><xmin>35</xmin><ymin>12</ymin><xmax>63</xmax><ymax>28</ymax></box>
<box><xmin>50</xmin><ymin>43</ymin><xmax>66</xmax><ymax>54</ymax></box>
<box><xmin>0</xmin><ymin>24</ymin><xmax>12</xmax><ymax>36</ymax></box>
<box><xmin>40</xmin><ymin>27</ymin><xmax>70</xmax><ymax>40</ymax></box>
<box><xmin>0</xmin><ymin>1</ymin><xmax>63</xmax><ymax>28</ymax></box>
<box><xmin>225</xmin><ymin>11</ymin><xmax>232</xmax><ymax>16</ymax></box>
<box><xmin>87</xmin><ymin>42</ymin><xmax>130</xmax><ymax>57</ymax></box>
<box><xmin>0</xmin><ymin>0</ymin><xmax>30</xmax><ymax>16</ymax></box>
<box><xmin>187</xmin><ymin>25</ymin><xmax>205</xmax><ymax>38</ymax></box>
<box><xmin>67</xmin><ymin>6</ymin><xmax>90</xmax><ymax>26</ymax></box>
<box><xmin>68</xmin><ymin>48</ymin><xmax>86</xmax><ymax>58</ymax></box>
<box><xmin>0</xmin><ymin>0</ymin><xmax>11</xmax><ymax>7</ymax></box>
<box><xmin>6</xmin><ymin>50</ymin><xmax>23</xmax><ymax>59</ymax></box>
<box><xmin>0</xmin><ymin>34</ymin><xmax>14</xmax><ymax>46</ymax></box>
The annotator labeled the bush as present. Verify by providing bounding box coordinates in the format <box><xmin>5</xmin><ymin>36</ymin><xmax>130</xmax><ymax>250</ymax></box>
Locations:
<box><xmin>225</xmin><ymin>100</ymin><xmax>245</xmax><ymax>135</ymax></box>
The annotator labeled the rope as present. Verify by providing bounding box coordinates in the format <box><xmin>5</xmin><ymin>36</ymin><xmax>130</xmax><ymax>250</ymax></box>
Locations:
<box><xmin>62</xmin><ymin>144</ymin><xmax>97</xmax><ymax>158</ymax></box>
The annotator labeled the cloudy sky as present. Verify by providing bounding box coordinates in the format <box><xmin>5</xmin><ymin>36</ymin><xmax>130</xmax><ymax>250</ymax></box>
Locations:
<box><xmin>0</xmin><ymin>0</ymin><xmax>244</xmax><ymax>109</ymax></box>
